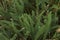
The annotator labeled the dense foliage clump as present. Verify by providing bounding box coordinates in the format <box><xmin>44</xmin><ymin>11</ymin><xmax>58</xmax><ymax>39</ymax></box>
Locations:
<box><xmin>0</xmin><ymin>0</ymin><xmax>60</xmax><ymax>40</ymax></box>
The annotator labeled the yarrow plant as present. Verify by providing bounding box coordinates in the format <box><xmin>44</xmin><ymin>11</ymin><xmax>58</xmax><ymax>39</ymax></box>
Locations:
<box><xmin>0</xmin><ymin>0</ymin><xmax>60</xmax><ymax>40</ymax></box>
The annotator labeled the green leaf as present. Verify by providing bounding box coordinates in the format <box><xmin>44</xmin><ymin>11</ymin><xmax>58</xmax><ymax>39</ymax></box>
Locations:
<box><xmin>0</xmin><ymin>33</ymin><xmax>9</xmax><ymax>40</ymax></box>
<box><xmin>10</xmin><ymin>34</ymin><xmax>17</xmax><ymax>40</ymax></box>
<box><xmin>34</xmin><ymin>11</ymin><xmax>52</xmax><ymax>40</ymax></box>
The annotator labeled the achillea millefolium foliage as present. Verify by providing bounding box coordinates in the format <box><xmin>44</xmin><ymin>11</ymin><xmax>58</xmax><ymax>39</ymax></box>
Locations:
<box><xmin>0</xmin><ymin>0</ymin><xmax>60</xmax><ymax>40</ymax></box>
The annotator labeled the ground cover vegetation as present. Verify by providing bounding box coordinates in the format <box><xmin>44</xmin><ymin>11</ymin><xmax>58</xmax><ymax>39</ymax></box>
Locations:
<box><xmin>0</xmin><ymin>0</ymin><xmax>60</xmax><ymax>40</ymax></box>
